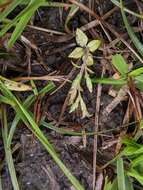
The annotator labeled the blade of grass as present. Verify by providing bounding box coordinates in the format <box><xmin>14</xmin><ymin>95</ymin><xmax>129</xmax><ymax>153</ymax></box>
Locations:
<box><xmin>129</xmin><ymin>67</ymin><xmax>143</xmax><ymax>77</ymax></box>
<box><xmin>0</xmin><ymin>175</ymin><xmax>2</xmax><ymax>190</ymax></box>
<box><xmin>92</xmin><ymin>77</ymin><xmax>126</xmax><ymax>85</ymax></box>
<box><xmin>0</xmin><ymin>0</ymin><xmax>24</xmax><ymax>22</ymax></box>
<box><xmin>41</xmin><ymin>120</ymin><xmax>96</xmax><ymax>136</ymax></box>
<box><xmin>131</xmin><ymin>154</ymin><xmax>143</xmax><ymax>168</ymax></box>
<box><xmin>0</xmin><ymin>0</ymin><xmax>45</xmax><ymax>41</ymax></box>
<box><xmin>1</xmin><ymin>106</ymin><xmax>20</xmax><ymax>190</ymax></box>
<box><xmin>65</xmin><ymin>2</ymin><xmax>79</xmax><ymax>33</ymax></box>
<box><xmin>0</xmin><ymin>81</ymin><xmax>85</xmax><ymax>190</ymax></box>
<box><xmin>128</xmin><ymin>169</ymin><xmax>143</xmax><ymax>186</ymax></box>
<box><xmin>117</xmin><ymin>157</ymin><xmax>126</xmax><ymax>190</ymax></box>
<box><xmin>110</xmin><ymin>0</ymin><xmax>143</xmax><ymax>19</ymax></box>
<box><xmin>120</xmin><ymin>0</ymin><xmax>143</xmax><ymax>57</ymax></box>
<box><xmin>7</xmin><ymin>0</ymin><xmax>44</xmax><ymax>48</ymax></box>
<box><xmin>125</xmin><ymin>176</ymin><xmax>134</xmax><ymax>190</ymax></box>
<box><xmin>7</xmin><ymin>81</ymin><xmax>55</xmax><ymax>147</ymax></box>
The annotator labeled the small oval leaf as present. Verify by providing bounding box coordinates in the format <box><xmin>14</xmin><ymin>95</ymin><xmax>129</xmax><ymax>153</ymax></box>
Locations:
<box><xmin>69</xmin><ymin>47</ymin><xmax>84</xmax><ymax>59</ymax></box>
<box><xmin>76</xmin><ymin>28</ymin><xmax>88</xmax><ymax>47</ymax></box>
<box><xmin>87</xmin><ymin>40</ymin><xmax>101</xmax><ymax>52</ymax></box>
<box><xmin>70</xmin><ymin>97</ymin><xmax>80</xmax><ymax>113</ymax></box>
<box><xmin>83</xmin><ymin>54</ymin><xmax>94</xmax><ymax>66</ymax></box>
<box><xmin>85</xmin><ymin>73</ymin><xmax>93</xmax><ymax>93</ymax></box>
<box><xmin>112</xmin><ymin>54</ymin><xmax>128</xmax><ymax>76</ymax></box>
<box><xmin>80</xmin><ymin>97</ymin><xmax>90</xmax><ymax>118</ymax></box>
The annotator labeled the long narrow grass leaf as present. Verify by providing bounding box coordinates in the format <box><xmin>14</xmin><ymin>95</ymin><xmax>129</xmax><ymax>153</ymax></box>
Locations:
<box><xmin>1</xmin><ymin>107</ymin><xmax>20</xmax><ymax>190</ymax></box>
<box><xmin>120</xmin><ymin>0</ymin><xmax>143</xmax><ymax>56</ymax></box>
<box><xmin>92</xmin><ymin>77</ymin><xmax>126</xmax><ymax>85</ymax></box>
<box><xmin>110</xmin><ymin>0</ymin><xmax>143</xmax><ymax>19</ymax></box>
<box><xmin>0</xmin><ymin>0</ymin><xmax>23</xmax><ymax>22</ymax></box>
<box><xmin>117</xmin><ymin>157</ymin><xmax>126</xmax><ymax>190</ymax></box>
<box><xmin>128</xmin><ymin>169</ymin><xmax>143</xmax><ymax>186</ymax></box>
<box><xmin>0</xmin><ymin>81</ymin><xmax>85</xmax><ymax>190</ymax></box>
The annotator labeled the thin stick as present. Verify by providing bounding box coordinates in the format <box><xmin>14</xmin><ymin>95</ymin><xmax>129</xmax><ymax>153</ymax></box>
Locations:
<box><xmin>93</xmin><ymin>65</ymin><xmax>105</xmax><ymax>190</ymax></box>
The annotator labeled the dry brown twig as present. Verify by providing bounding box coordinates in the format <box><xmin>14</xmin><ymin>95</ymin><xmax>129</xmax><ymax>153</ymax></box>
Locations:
<box><xmin>93</xmin><ymin>63</ymin><xmax>105</xmax><ymax>190</ymax></box>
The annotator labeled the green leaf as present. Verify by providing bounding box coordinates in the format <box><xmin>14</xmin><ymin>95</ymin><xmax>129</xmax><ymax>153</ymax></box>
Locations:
<box><xmin>85</xmin><ymin>73</ymin><xmax>93</xmax><ymax>93</ymax></box>
<box><xmin>80</xmin><ymin>96</ymin><xmax>90</xmax><ymax>118</ymax></box>
<box><xmin>123</xmin><ymin>145</ymin><xmax>139</xmax><ymax>156</ymax></box>
<box><xmin>76</xmin><ymin>28</ymin><xmax>88</xmax><ymax>47</ymax></box>
<box><xmin>112</xmin><ymin>54</ymin><xmax>128</xmax><ymax>75</ymax></box>
<box><xmin>103</xmin><ymin>177</ymin><xmax>112</xmax><ymax>190</ymax></box>
<box><xmin>122</xmin><ymin>138</ymin><xmax>141</xmax><ymax>156</ymax></box>
<box><xmin>69</xmin><ymin>47</ymin><xmax>84</xmax><ymax>59</ymax></box>
<box><xmin>129</xmin><ymin>67</ymin><xmax>143</xmax><ymax>77</ymax></box>
<box><xmin>135</xmin><ymin>74</ymin><xmax>143</xmax><ymax>90</ymax></box>
<box><xmin>85</xmin><ymin>53</ymin><xmax>94</xmax><ymax>66</ymax></box>
<box><xmin>0</xmin><ymin>0</ymin><xmax>45</xmax><ymax>47</ymax></box>
<box><xmin>140</xmin><ymin>120</ymin><xmax>143</xmax><ymax>129</ymax></box>
<box><xmin>103</xmin><ymin>177</ymin><xmax>118</xmax><ymax>190</ymax></box>
<box><xmin>120</xmin><ymin>0</ymin><xmax>143</xmax><ymax>57</ymax></box>
<box><xmin>7</xmin><ymin>0</ymin><xmax>43</xmax><ymax>48</ymax></box>
<box><xmin>87</xmin><ymin>40</ymin><xmax>101</xmax><ymax>52</ymax></box>
<box><xmin>117</xmin><ymin>157</ymin><xmax>126</xmax><ymax>190</ymax></box>
<box><xmin>125</xmin><ymin>176</ymin><xmax>134</xmax><ymax>190</ymax></box>
<box><xmin>131</xmin><ymin>154</ymin><xmax>143</xmax><ymax>168</ymax></box>
<box><xmin>131</xmin><ymin>146</ymin><xmax>143</xmax><ymax>155</ymax></box>
<box><xmin>110</xmin><ymin>0</ymin><xmax>143</xmax><ymax>19</ymax></box>
<box><xmin>128</xmin><ymin>169</ymin><xmax>143</xmax><ymax>186</ymax></box>
<box><xmin>0</xmin><ymin>0</ymin><xmax>23</xmax><ymax>22</ymax></box>
<box><xmin>64</xmin><ymin>3</ymin><xmax>79</xmax><ymax>32</ymax></box>
<box><xmin>92</xmin><ymin>77</ymin><xmax>126</xmax><ymax>85</ymax></box>
<box><xmin>110</xmin><ymin>178</ymin><xmax>118</xmax><ymax>190</ymax></box>
<box><xmin>70</xmin><ymin>96</ymin><xmax>80</xmax><ymax>113</ymax></box>
<box><xmin>0</xmin><ymin>81</ymin><xmax>85</xmax><ymax>190</ymax></box>
<box><xmin>72</xmin><ymin>74</ymin><xmax>81</xmax><ymax>88</ymax></box>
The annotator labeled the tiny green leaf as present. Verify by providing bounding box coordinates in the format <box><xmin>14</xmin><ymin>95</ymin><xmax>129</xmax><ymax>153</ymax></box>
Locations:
<box><xmin>70</xmin><ymin>96</ymin><xmax>80</xmax><ymax>113</ymax></box>
<box><xmin>87</xmin><ymin>40</ymin><xmax>101</xmax><ymax>52</ymax></box>
<box><xmin>72</xmin><ymin>74</ymin><xmax>81</xmax><ymax>88</ymax></box>
<box><xmin>140</xmin><ymin>120</ymin><xmax>143</xmax><ymax>129</ymax></box>
<box><xmin>112</xmin><ymin>54</ymin><xmax>128</xmax><ymax>76</ymax></box>
<box><xmin>76</xmin><ymin>28</ymin><xmax>88</xmax><ymax>47</ymax></box>
<box><xmin>83</xmin><ymin>54</ymin><xmax>94</xmax><ymax>66</ymax></box>
<box><xmin>69</xmin><ymin>47</ymin><xmax>84</xmax><ymax>59</ymax></box>
<box><xmin>69</xmin><ymin>88</ymin><xmax>77</xmax><ymax>105</ymax></box>
<box><xmin>85</xmin><ymin>73</ymin><xmax>93</xmax><ymax>93</ymax></box>
<box><xmin>80</xmin><ymin>96</ymin><xmax>90</xmax><ymax>118</ymax></box>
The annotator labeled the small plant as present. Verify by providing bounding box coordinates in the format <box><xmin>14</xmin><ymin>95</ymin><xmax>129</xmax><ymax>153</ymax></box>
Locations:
<box><xmin>68</xmin><ymin>28</ymin><xmax>101</xmax><ymax>118</ymax></box>
<box><xmin>92</xmin><ymin>54</ymin><xmax>143</xmax><ymax>91</ymax></box>
<box><xmin>93</xmin><ymin>54</ymin><xmax>143</xmax><ymax>189</ymax></box>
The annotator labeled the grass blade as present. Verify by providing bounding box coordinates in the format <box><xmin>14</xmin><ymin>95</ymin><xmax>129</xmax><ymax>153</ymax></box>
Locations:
<box><xmin>125</xmin><ymin>176</ymin><xmax>134</xmax><ymax>190</ymax></box>
<box><xmin>120</xmin><ymin>0</ymin><xmax>143</xmax><ymax>57</ymax></box>
<box><xmin>128</xmin><ymin>169</ymin><xmax>143</xmax><ymax>186</ymax></box>
<box><xmin>110</xmin><ymin>0</ymin><xmax>143</xmax><ymax>19</ymax></box>
<box><xmin>1</xmin><ymin>106</ymin><xmax>20</xmax><ymax>190</ymax></box>
<box><xmin>0</xmin><ymin>0</ymin><xmax>23</xmax><ymax>22</ymax></box>
<box><xmin>0</xmin><ymin>81</ymin><xmax>85</xmax><ymax>190</ymax></box>
<box><xmin>92</xmin><ymin>77</ymin><xmax>126</xmax><ymax>85</ymax></box>
<box><xmin>117</xmin><ymin>157</ymin><xmax>126</xmax><ymax>190</ymax></box>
